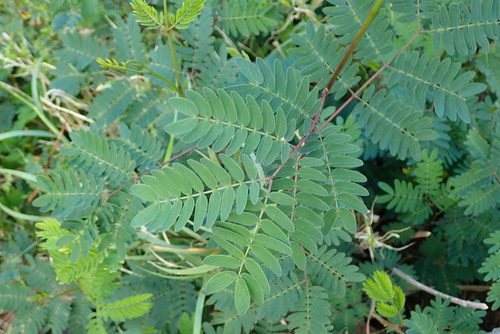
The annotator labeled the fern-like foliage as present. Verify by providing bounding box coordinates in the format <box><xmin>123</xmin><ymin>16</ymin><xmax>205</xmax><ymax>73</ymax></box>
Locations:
<box><xmin>449</xmin><ymin>124</ymin><xmax>500</xmax><ymax>215</ymax></box>
<box><xmin>87</xmin><ymin>80</ymin><xmax>136</xmax><ymax>128</ymax></box>
<box><xmin>307</xmin><ymin>246</ymin><xmax>365</xmax><ymax>298</ymax></box>
<box><xmin>352</xmin><ymin>86</ymin><xmax>438</xmax><ymax>160</ymax></box>
<box><xmin>9</xmin><ymin>0</ymin><xmax>499</xmax><ymax>332</ymax></box>
<box><xmin>217</xmin><ymin>0</ymin><xmax>277</xmax><ymax>37</ymax></box>
<box><xmin>116</xmin><ymin>123</ymin><xmax>164</xmax><ymax>173</ymax></box>
<box><xmin>413</xmin><ymin>149</ymin><xmax>443</xmax><ymax>195</ymax></box>
<box><xmin>112</xmin><ymin>14</ymin><xmax>147</xmax><ymax>63</ymax></box>
<box><xmin>62</xmin><ymin>130</ymin><xmax>135</xmax><ymax>186</ymax></box>
<box><xmin>169</xmin><ymin>0</ymin><xmax>206</xmax><ymax>30</ymax></box>
<box><xmin>96</xmin><ymin>191</ymin><xmax>142</xmax><ymax>260</ymax></box>
<box><xmin>324</xmin><ymin>0</ymin><xmax>393</xmax><ymax>63</ymax></box>
<box><xmin>407</xmin><ymin>297</ymin><xmax>486</xmax><ymax>333</ymax></box>
<box><xmin>0</xmin><ymin>284</ymin><xmax>35</xmax><ymax>311</ymax></box>
<box><xmin>479</xmin><ymin>231</ymin><xmax>500</xmax><ymax>310</ymax></box>
<box><xmin>50</xmin><ymin>63</ymin><xmax>105</xmax><ymax>95</ymax></box>
<box><xmin>56</xmin><ymin>32</ymin><xmax>109</xmax><ymax>70</ymax></box>
<box><xmin>98</xmin><ymin>293</ymin><xmax>153</xmax><ymax>322</ymax></box>
<box><xmin>130</xmin><ymin>0</ymin><xmax>165</xmax><ymax>29</ymax></box>
<box><xmin>387</xmin><ymin>51</ymin><xmax>486</xmax><ymax>123</ymax></box>
<box><xmin>148</xmin><ymin>42</ymin><xmax>184</xmax><ymax>88</ymax></box>
<box><xmin>389</xmin><ymin>0</ymin><xmax>439</xmax><ymax>23</ymax></box>
<box><xmin>195</xmin><ymin>45</ymin><xmax>238</xmax><ymax>89</ymax></box>
<box><xmin>289</xmin><ymin>21</ymin><xmax>360</xmax><ymax>98</ymax></box>
<box><xmin>33</xmin><ymin>169</ymin><xmax>104</xmax><ymax>219</ymax></box>
<box><xmin>431</xmin><ymin>0</ymin><xmax>500</xmax><ymax>55</ymax></box>
<box><xmin>378</xmin><ymin>179</ymin><xmax>427</xmax><ymax>215</ymax></box>
<box><xmin>130</xmin><ymin>154</ymin><xmax>262</xmax><ymax>231</ymax></box>
<box><xmin>477</xmin><ymin>45</ymin><xmax>500</xmax><ymax>94</ymax></box>
<box><xmin>376</xmin><ymin>145</ymin><xmax>474</xmax><ymax>227</ymax></box>
<box><xmin>165</xmin><ymin>87</ymin><xmax>294</xmax><ymax>163</ymax></box>
<box><xmin>229</xmin><ymin>58</ymin><xmax>322</xmax><ymax>126</ymax></box>
<box><xmin>286</xmin><ymin>286</ymin><xmax>332</xmax><ymax>333</ymax></box>
<box><xmin>179</xmin><ymin>6</ymin><xmax>214</xmax><ymax>73</ymax></box>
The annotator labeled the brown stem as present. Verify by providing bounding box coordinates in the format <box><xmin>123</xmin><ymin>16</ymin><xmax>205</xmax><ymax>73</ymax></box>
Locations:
<box><xmin>371</xmin><ymin>313</ymin><xmax>405</xmax><ymax>334</ymax></box>
<box><xmin>266</xmin><ymin>0</ymin><xmax>386</xmax><ymax>184</ymax></box>
<box><xmin>318</xmin><ymin>31</ymin><xmax>421</xmax><ymax>133</ymax></box>
<box><xmin>324</xmin><ymin>0</ymin><xmax>385</xmax><ymax>94</ymax></box>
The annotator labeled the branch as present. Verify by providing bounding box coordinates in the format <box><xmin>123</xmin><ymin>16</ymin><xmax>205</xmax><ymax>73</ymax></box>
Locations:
<box><xmin>266</xmin><ymin>0</ymin><xmax>385</xmax><ymax>185</ymax></box>
<box><xmin>391</xmin><ymin>268</ymin><xmax>488</xmax><ymax>310</ymax></box>
<box><xmin>323</xmin><ymin>0</ymin><xmax>385</xmax><ymax>94</ymax></box>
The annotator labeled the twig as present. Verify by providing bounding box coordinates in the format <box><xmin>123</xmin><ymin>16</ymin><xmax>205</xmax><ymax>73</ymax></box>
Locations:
<box><xmin>266</xmin><ymin>0</ymin><xmax>385</xmax><ymax>185</ymax></box>
<box><xmin>366</xmin><ymin>299</ymin><xmax>375</xmax><ymax>334</ymax></box>
<box><xmin>392</xmin><ymin>268</ymin><xmax>488</xmax><ymax>310</ymax></box>
<box><xmin>371</xmin><ymin>313</ymin><xmax>405</xmax><ymax>334</ymax></box>
<box><xmin>317</xmin><ymin>30</ymin><xmax>421</xmax><ymax>133</ymax></box>
<box><xmin>457</xmin><ymin>285</ymin><xmax>492</xmax><ymax>292</ymax></box>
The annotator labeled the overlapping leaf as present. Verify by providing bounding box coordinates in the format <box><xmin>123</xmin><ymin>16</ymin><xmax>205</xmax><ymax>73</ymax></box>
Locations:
<box><xmin>61</xmin><ymin>130</ymin><xmax>135</xmax><ymax>186</ymax></box>
<box><xmin>324</xmin><ymin>0</ymin><xmax>393</xmax><ymax>63</ymax></box>
<box><xmin>130</xmin><ymin>154</ymin><xmax>261</xmax><ymax>231</ymax></box>
<box><xmin>228</xmin><ymin>58</ymin><xmax>322</xmax><ymax>126</ymax></box>
<box><xmin>117</xmin><ymin>123</ymin><xmax>164</xmax><ymax>173</ymax></box>
<box><xmin>431</xmin><ymin>1</ymin><xmax>500</xmax><ymax>55</ymax></box>
<box><xmin>387</xmin><ymin>52</ymin><xmax>486</xmax><ymax>123</ymax></box>
<box><xmin>352</xmin><ymin>85</ymin><xmax>438</xmax><ymax>160</ymax></box>
<box><xmin>290</xmin><ymin>21</ymin><xmax>360</xmax><ymax>98</ymax></box>
<box><xmin>33</xmin><ymin>169</ymin><xmax>104</xmax><ymax>219</ymax></box>
<box><xmin>165</xmin><ymin>88</ymin><xmax>295</xmax><ymax>165</ymax></box>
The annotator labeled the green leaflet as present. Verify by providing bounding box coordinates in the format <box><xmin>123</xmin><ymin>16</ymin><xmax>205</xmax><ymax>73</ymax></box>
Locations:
<box><xmin>166</xmin><ymin>88</ymin><xmax>294</xmax><ymax>165</ymax></box>
<box><xmin>388</xmin><ymin>52</ymin><xmax>486</xmax><ymax>123</ymax></box>
<box><xmin>217</xmin><ymin>0</ymin><xmax>277</xmax><ymax>37</ymax></box>
<box><xmin>432</xmin><ymin>1</ymin><xmax>500</xmax><ymax>55</ymax></box>
<box><xmin>6</xmin><ymin>0</ymin><xmax>497</xmax><ymax>332</ymax></box>
<box><xmin>352</xmin><ymin>85</ymin><xmax>438</xmax><ymax>161</ymax></box>
<box><xmin>131</xmin><ymin>155</ymin><xmax>261</xmax><ymax>231</ymax></box>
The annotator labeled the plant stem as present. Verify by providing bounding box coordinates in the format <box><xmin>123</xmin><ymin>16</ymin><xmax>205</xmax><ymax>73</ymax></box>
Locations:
<box><xmin>267</xmin><ymin>0</ymin><xmax>385</xmax><ymax>184</ymax></box>
<box><xmin>53</xmin><ymin>287</ymin><xmax>81</xmax><ymax>298</ymax></box>
<box><xmin>318</xmin><ymin>30</ymin><xmax>421</xmax><ymax>133</ymax></box>
<box><xmin>392</xmin><ymin>268</ymin><xmax>489</xmax><ymax>310</ymax></box>
<box><xmin>162</xmin><ymin>0</ymin><xmax>183</xmax><ymax>96</ymax></box>
<box><xmin>324</xmin><ymin>0</ymin><xmax>385</xmax><ymax>94</ymax></box>
<box><xmin>193</xmin><ymin>291</ymin><xmax>206</xmax><ymax>334</ymax></box>
<box><xmin>371</xmin><ymin>312</ymin><xmax>405</xmax><ymax>334</ymax></box>
<box><xmin>166</xmin><ymin>32</ymin><xmax>183</xmax><ymax>95</ymax></box>
<box><xmin>140</xmin><ymin>65</ymin><xmax>182</xmax><ymax>94</ymax></box>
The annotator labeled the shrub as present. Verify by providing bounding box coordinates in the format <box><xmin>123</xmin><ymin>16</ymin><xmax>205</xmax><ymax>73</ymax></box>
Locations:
<box><xmin>0</xmin><ymin>0</ymin><xmax>498</xmax><ymax>332</ymax></box>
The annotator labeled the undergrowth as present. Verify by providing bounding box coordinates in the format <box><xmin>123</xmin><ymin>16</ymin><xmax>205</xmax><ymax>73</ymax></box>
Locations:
<box><xmin>0</xmin><ymin>0</ymin><xmax>499</xmax><ymax>333</ymax></box>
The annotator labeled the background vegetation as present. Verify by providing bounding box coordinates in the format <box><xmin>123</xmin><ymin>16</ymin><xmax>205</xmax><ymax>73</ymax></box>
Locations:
<box><xmin>0</xmin><ymin>0</ymin><xmax>499</xmax><ymax>333</ymax></box>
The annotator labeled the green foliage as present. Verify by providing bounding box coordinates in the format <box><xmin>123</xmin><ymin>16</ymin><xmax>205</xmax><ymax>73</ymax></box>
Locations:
<box><xmin>480</xmin><ymin>231</ymin><xmax>500</xmax><ymax>310</ymax></box>
<box><xmin>431</xmin><ymin>0</ymin><xmax>500</xmax><ymax>56</ymax></box>
<box><xmin>387</xmin><ymin>51</ymin><xmax>486</xmax><ymax>123</ymax></box>
<box><xmin>130</xmin><ymin>0</ymin><xmax>165</xmax><ymax>30</ymax></box>
<box><xmin>407</xmin><ymin>298</ymin><xmax>486</xmax><ymax>333</ymax></box>
<box><xmin>1</xmin><ymin>0</ymin><xmax>499</xmax><ymax>332</ymax></box>
<box><xmin>353</xmin><ymin>86</ymin><xmax>437</xmax><ymax>160</ymax></box>
<box><xmin>290</xmin><ymin>21</ymin><xmax>360</xmax><ymax>96</ymax></box>
<box><xmin>217</xmin><ymin>0</ymin><xmax>277</xmax><ymax>37</ymax></box>
<box><xmin>169</xmin><ymin>0</ymin><xmax>206</xmax><ymax>30</ymax></box>
<box><xmin>324</xmin><ymin>0</ymin><xmax>393</xmax><ymax>63</ymax></box>
<box><xmin>363</xmin><ymin>270</ymin><xmax>405</xmax><ymax>318</ymax></box>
